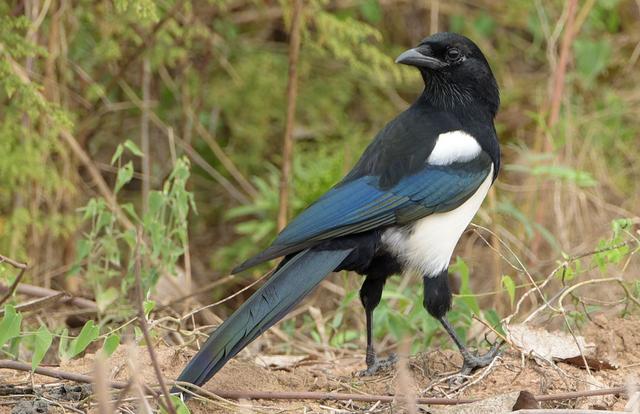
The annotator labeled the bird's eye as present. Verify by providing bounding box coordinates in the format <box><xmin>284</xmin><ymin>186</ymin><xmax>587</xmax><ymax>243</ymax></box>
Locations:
<box><xmin>446</xmin><ymin>48</ymin><xmax>462</xmax><ymax>62</ymax></box>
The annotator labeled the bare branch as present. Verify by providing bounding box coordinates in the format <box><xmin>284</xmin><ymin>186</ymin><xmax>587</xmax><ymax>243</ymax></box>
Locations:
<box><xmin>277</xmin><ymin>0</ymin><xmax>304</xmax><ymax>231</ymax></box>
<box><xmin>0</xmin><ymin>254</ymin><xmax>28</xmax><ymax>307</ymax></box>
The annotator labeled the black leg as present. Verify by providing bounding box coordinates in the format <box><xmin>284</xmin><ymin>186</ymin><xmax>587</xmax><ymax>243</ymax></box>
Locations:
<box><xmin>358</xmin><ymin>276</ymin><xmax>396</xmax><ymax>376</ymax></box>
<box><xmin>423</xmin><ymin>270</ymin><xmax>501</xmax><ymax>376</ymax></box>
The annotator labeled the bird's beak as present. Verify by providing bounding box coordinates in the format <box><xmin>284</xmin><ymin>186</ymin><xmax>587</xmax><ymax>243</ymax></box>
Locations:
<box><xmin>395</xmin><ymin>47</ymin><xmax>446</xmax><ymax>69</ymax></box>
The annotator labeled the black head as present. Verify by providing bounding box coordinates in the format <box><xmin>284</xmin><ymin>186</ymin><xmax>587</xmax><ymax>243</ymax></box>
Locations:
<box><xmin>396</xmin><ymin>32</ymin><xmax>499</xmax><ymax>117</ymax></box>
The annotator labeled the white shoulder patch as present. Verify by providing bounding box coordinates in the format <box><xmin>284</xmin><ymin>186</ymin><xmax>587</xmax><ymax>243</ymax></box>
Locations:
<box><xmin>427</xmin><ymin>130</ymin><xmax>481</xmax><ymax>166</ymax></box>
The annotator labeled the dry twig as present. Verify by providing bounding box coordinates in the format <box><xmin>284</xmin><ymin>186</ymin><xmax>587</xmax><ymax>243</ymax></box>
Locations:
<box><xmin>277</xmin><ymin>0</ymin><xmax>304</xmax><ymax>231</ymax></box>
<box><xmin>0</xmin><ymin>254</ymin><xmax>28</xmax><ymax>307</ymax></box>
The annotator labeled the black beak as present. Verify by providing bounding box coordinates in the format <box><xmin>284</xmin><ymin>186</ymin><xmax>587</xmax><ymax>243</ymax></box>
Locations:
<box><xmin>395</xmin><ymin>47</ymin><xmax>445</xmax><ymax>69</ymax></box>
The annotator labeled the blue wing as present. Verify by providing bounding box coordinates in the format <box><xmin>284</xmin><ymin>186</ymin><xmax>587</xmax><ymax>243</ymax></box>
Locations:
<box><xmin>233</xmin><ymin>152</ymin><xmax>493</xmax><ymax>273</ymax></box>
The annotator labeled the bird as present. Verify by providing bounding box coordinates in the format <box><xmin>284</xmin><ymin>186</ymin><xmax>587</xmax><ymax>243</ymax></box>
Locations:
<box><xmin>174</xmin><ymin>32</ymin><xmax>501</xmax><ymax>394</ymax></box>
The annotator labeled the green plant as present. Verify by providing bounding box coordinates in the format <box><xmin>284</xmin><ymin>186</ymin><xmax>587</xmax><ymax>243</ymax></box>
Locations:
<box><xmin>73</xmin><ymin>143</ymin><xmax>195</xmax><ymax>315</ymax></box>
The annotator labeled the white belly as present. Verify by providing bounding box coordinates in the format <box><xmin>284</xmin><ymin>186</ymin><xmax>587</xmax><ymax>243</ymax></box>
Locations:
<box><xmin>381</xmin><ymin>165</ymin><xmax>493</xmax><ymax>276</ymax></box>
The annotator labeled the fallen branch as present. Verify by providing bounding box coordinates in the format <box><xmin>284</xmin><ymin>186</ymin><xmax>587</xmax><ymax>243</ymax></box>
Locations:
<box><xmin>514</xmin><ymin>411</ymin><xmax>628</xmax><ymax>414</ymax></box>
<box><xmin>0</xmin><ymin>292</ymin><xmax>69</xmax><ymax>316</ymax></box>
<box><xmin>173</xmin><ymin>382</ymin><xmax>476</xmax><ymax>406</ymax></box>
<box><xmin>534</xmin><ymin>386</ymin><xmax>627</xmax><ymax>402</ymax></box>
<box><xmin>0</xmin><ymin>360</ymin><xmax>630</xmax><ymax>406</ymax></box>
<box><xmin>0</xmin><ymin>282</ymin><xmax>97</xmax><ymax>311</ymax></box>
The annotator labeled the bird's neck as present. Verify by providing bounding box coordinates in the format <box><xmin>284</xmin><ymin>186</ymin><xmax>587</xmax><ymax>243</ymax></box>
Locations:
<box><xmin>418</xmin><ymin>90</ymin><xmax>494</xmax><ymax>125</ymax></box>
<box><xmin>419</xmin><ymin>79</ymin><xmax>499</xmax><ymax>121</ymax></box>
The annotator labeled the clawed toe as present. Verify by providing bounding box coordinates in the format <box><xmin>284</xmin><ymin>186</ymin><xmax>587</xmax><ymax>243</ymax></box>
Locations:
<box><xmin>459</xmin><ymin>341</ymin><xmax>502</xmax><ymax>376</ymax></box>
<box><xmin>357</xmin><ymin>353</ymin><xmax>397</xmax><ymax>376</ymax></box>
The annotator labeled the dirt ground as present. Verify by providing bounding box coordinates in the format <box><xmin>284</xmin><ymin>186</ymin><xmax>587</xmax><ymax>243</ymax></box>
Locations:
<box><xmin>1</xmin><ymin>316</ymin><xmax>639</xmax><ymax>413</ymax></box>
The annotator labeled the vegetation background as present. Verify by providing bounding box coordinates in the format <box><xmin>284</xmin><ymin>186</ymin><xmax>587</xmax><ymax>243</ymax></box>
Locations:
<box><xmin>0</xmin><ymin>0</ymin><xmax>639</xmax><ymax>412</ymax></box>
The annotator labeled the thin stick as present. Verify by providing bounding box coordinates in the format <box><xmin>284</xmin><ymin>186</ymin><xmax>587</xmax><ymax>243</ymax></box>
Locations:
<box><xmin>0</xmin><ymin>254</ymin><xmax>27</xmax><ymax>307</ymax></box>
<box><xmin>180</xmin><ymin>270</ymin><xmax>271</xmax><ymax>321</ymax></box>
<box><xmin>159</xmin><ymin>274</ymin><xmax>236</xmax><ymax>308</ymax></box>
<box><xmin>134</xmin><ymin>232</ymin><xmax>176</xmax><ymax>414</ymax></box>
<box><xmin>429</xmin><ymin>0</ymin><xmax>439</xmax><ymax>34</ymax></box>
<box><xmin>141</xmin><ymin>57</ymin><xmax>151</xmax><ymax>215</ymax></box>
<box><xmin>530</xmin><ymin>0</ymin><xmax>579</xmax><ymax>255</ymax></box>
<box><xmin>277</xmin><ymin>0</ymin><xmax>303</xmax><ymax>231</ymax></box>
<box><xmin>547</xmin><ymin>0</ymin><xmax>578</xmax><ymax>132</ymax></box>
<box><xmin>193</xmin><ymin>113</ymin><xmax>258</xmax><ymax>199</ymax></box>
<box><xmin>471</xmin><ymin>314</ymin><xmax>510</xmax><ymax>346</ymax></box>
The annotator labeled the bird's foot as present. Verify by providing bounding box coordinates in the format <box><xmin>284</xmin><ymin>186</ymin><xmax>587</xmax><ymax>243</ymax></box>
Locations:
<box><xmin>357</xmin><ymin>353</ymin><xmax>397</xmax><ymax>377</ymax></box>
<box><xmin>459</xmin><ymin>341</ymin><xmax>502</xmax><ymax>376</ymax></box>
<box><xmin>447</xmin><ymin>342</ymin><xmax>502</xmax><ymax>386</ymax></box>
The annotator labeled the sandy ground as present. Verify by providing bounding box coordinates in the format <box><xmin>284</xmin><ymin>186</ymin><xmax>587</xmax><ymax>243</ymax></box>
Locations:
<box><xmin>1</xmin><ymin>315</ymin><xmax>639</xmax><ymax>413</ymax></box>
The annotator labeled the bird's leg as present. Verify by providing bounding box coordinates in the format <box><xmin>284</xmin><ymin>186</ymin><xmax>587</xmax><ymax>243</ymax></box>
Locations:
<box><xmin>438</xmin><ymin>316</ymin><xmax>501</xmax><ymax>376</ymax></box>
<box><xmin>357</xmin><ymin>277</ymin><xmax>396</xmax><ymax>376</ymax></box>
<box><xmin>423</xmin><ymin>270</ymin><xmax>501</xmax><ymax>377</ymax></box>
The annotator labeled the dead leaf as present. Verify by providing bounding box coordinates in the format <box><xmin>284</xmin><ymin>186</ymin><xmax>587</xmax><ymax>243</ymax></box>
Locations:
<box><xmin>511</xmin><ymin>390</ymin><xmax>540</xmax><ymax>410</ymax></box>
<box><xmin>505</xmin><ymin>324</ymin><xmax>617</xmax><ymax>371</ymax></box>
<box><xmin>506</xmin><ymin>324</ymin><xmax>595</xmax><ymax>361</ymax></box>
<box><xmin>253</xmin><ymin>355</ymin><xmax>307</xmax><ymax>370</ymax></box>
<box><xmin>561</xmin><ymin>355</ymin><xmax>617</xmax><ymax>370</ymax></box>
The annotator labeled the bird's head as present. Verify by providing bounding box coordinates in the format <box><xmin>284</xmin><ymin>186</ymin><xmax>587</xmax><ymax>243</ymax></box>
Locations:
<box><xmin>396</xmin><ymin>32</ymin><xmax>499</xmax><ymax>117</ymax></box>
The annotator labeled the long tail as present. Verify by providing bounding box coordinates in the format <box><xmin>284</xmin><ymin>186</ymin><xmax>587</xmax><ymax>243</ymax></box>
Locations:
<box><xmin>173</xmin><ymin>248</ymin><xmax>352</xmax><ymax>394</ymax></box>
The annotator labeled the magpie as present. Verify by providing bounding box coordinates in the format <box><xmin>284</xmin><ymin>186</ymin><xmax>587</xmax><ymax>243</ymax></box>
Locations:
<box><xmin>175</xmin><ymin>32</ymin><xmax>501</xmax><ymax>393</ymax></box>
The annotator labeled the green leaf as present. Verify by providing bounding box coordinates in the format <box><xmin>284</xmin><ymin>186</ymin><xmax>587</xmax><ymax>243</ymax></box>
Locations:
<box><xmin>359</xmin><ymin>0</ymin><xmax>382</xmax><ymax>23</ymax></box>
<box><xmin>147</xmin><ymin>191</ymin><xmax>164</xmax><ymax>216</ymax></box>
<box><xmin>331</xmin><ymin>311</ymin><xmax>344</xmax><ymax>329</ymax></box>
<box><xmin>67</xmin><ymin>321</ymin><xmax>100</xmax><ymax>359</ymax></box>
<box><xmin>482</xmin><ymin>309</ymin><xmax>505</xmax><ymax>336</ymax></box>
<box><xmin>386</xmin><ymin>311</ymin><xmax>412</xmax><ymax>340</ymax></box>
<box><xmin>124</xmin><ymin>139</ymin><xmax>144</xmax><ymax>157</ymax></box>
<box><xmin>96</xmin><ymin>287</ymin><xmax>119</xmax><ymax>313</ymax></box>
<box><xmin>143</xmin><ymin>300</ymin><xmax>155</xmax><ymax>317</ymax></box>
<box><xmin>76</xmin><ymin>238</ymin><xmax>91</xmax><ymax>261</ymax></box>
<box><xmin>530</xmin><ymin>165</ymin><xmax>598</xmax><ymax>187</ymax></box>
<box><xmin>473</xmin><ymin>14</ymin><xmax>496</xmax><ymax>37</ymax></box>
<box><xmin>31</xmin><ymin>325</ymin><xmax>53</xmax><ymax>371</ymax></box>
<box><xmin>449</xmin><ymin>14</ymin><xmax>465</xmax><ymax>32</ymax></box>
<box><xmin>111</xmin><ymin>144</ymin><xmax>124</xmax><ymax>165</ymax></box>
<box><xmin>451</xmin><ymin>257</ymin><xmax>480</xmax><ymax>315</ymax></box>
<box><xmin>168</xmin><ymin>396</ymin><xmax>191</xmax><ymax>414</ymax></box>
<box><xmin>574</xmin><ymin>39</ymin><xmax>611</xmax><ymax>85</ymax></box>
<box><xmin>501</xmin><ymin>275</ymin><xmax>516</xmax><ymax>307</ymax></box>
<box><xmin>0</xmin><ymin>305</ymin><xmax>22</xmax><ymax>349</ymax></box>
<box><xmin>121</xmin><ymin>203</ymin><xmax>141</xmax><ymax>223</ymax></box>
<box><xmin>58</xmin><ymin>328</ymin><xmax>69</xmax><ymax>360</ymax></box>
<box><xmin>102</xmin><ymin>333</ymin><xmax>120</xmax><ymax>357</ymax></box>
<box><xmin>115</xmin><ymin>161</ymin><xmax>134</xmax><ymax>193</ymax></box>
